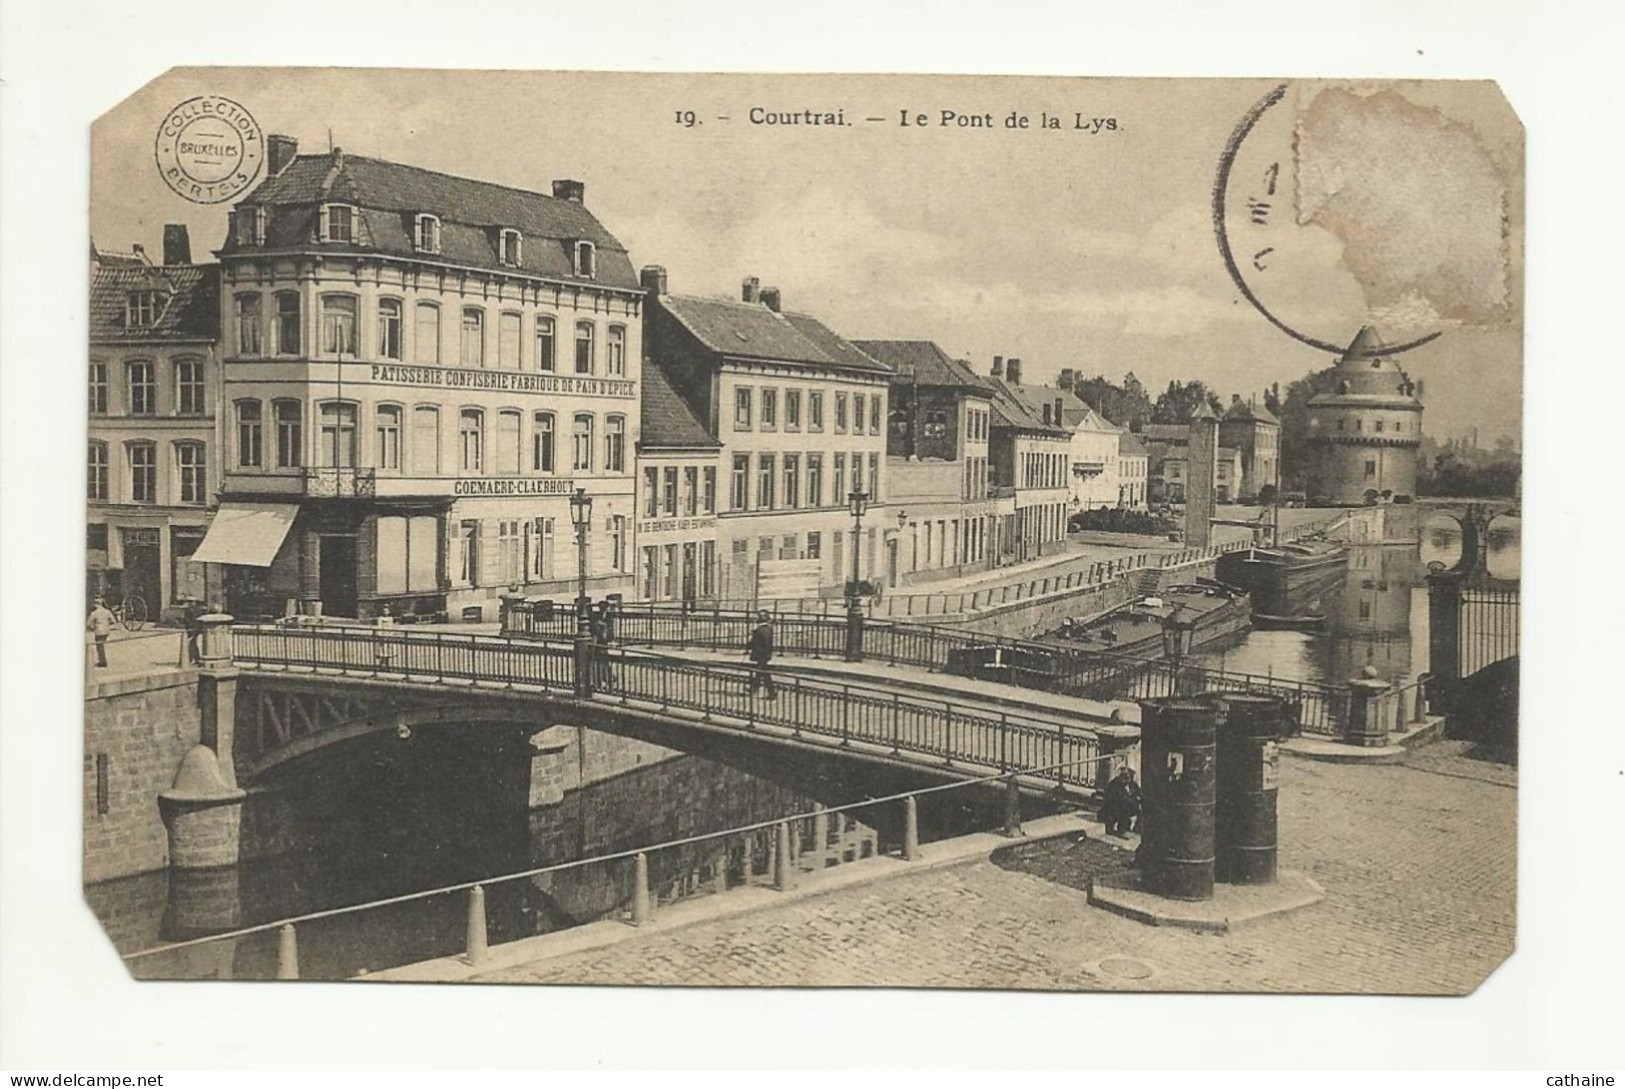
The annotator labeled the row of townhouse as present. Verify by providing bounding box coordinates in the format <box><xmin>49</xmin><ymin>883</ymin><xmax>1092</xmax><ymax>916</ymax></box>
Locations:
<box><xmin>88</xmin><ymin>142</ymin><xmax>1157</xmax><ymax>621</ymax></box>
<box><xmin>1139</xmin><ymin>396</ymin><xmax>1281</xmax><ymax>507</ymax></box>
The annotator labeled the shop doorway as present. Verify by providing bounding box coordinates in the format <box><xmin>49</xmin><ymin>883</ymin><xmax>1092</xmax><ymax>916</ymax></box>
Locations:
<box><xmin>319</xmin><ymin>534</ymin><xmax>358</xmax><ymax>617</ymax></box>
<box><xmin>120</xmin><ymin>528</ymin><xmax>162</xmax><ymax>617</ymax></box>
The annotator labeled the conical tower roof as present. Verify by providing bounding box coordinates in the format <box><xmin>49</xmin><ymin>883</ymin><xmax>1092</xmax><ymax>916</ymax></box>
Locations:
<box><xmin>1339</xmin><ymin>325</ymin><xmax>1389</xmax><ymax>365</ymax></box>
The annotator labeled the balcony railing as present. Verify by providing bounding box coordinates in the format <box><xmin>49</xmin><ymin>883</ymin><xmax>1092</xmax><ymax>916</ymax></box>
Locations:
<box><xmin>304</xmin><ymin>467</ymin><xmax>377</xmax><ymax>498</ymax></box>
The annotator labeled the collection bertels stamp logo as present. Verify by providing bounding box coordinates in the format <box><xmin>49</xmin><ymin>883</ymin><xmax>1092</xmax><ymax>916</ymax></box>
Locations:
<box><xmin>153</xmin><ymin>95</ymin><xmax>264</xmax><ymax>204</ymax></box>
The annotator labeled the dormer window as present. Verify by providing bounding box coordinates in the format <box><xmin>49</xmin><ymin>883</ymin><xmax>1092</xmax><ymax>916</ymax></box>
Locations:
<box><xmin>573</xmin><ymin>240</ymin><xmax>596</xmax><ymax>279</ymax></box>
<box><xmin>321</xmin><ymin>203</ymin><xmax>357</xmax><ymax>243</ymax></box>
<box><xmin>127</xmin><ymin>290</ymin><xmax>161</xmax><ymax>328</ymax></box>
<box><xmin>414</xmin><ymin>214</ymin><xmax>441</xmax><ymax>254</ymax></box>
<box><xmin>499</xmin><ymin>229</ymin><xmax>523</xmax><ymax>266</ymax></box>
<box><xmin>236</xmin><ymin>206</ymin><xmax>266</xmax><ymax>246</ymax></box>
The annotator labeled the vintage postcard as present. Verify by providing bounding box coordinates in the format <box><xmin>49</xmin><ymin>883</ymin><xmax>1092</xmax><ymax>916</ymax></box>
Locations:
<box><xmin>83</xmin><ymin>69</ymin><xmax>1522</xmax><ymax>993</ymax></box>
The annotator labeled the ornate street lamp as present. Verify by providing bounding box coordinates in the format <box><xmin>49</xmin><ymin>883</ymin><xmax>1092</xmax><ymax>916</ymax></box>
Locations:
<box><xmin>1159</xmin><ymin>602</ymin><xmax>1198</xmax><ymax>695</ymax></box>
<box><xmin>845</xmin><ymin>489</ymin><xmax>870</xmax><ymax>661</ymax></box>
<box><xmin>568</xmin><ymin>487</ymin><xmax>594</xmax><ymax>694</ymax></box>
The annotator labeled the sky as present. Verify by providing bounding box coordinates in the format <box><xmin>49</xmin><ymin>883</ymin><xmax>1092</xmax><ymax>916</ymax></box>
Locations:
<box><xmin>93</xmin><ymin>70</ymin><xmax>1524</xmax><ymax>444</ymax></box>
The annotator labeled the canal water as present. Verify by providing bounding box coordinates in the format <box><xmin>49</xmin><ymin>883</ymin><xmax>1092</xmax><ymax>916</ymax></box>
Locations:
<box><xmin>89</xmin><ymin>730</ymin><xmax>1018</xmax><ymax>981</ymax></box>
<box><xmin>1188</xmin><ymin>511</ymin><xmax>1521</xmax><ymax>689</ymax></box>
<box><xmin>87</xmin><ymin>510</ymin><xmax>1519</xmax><ymax>981</ymax></box>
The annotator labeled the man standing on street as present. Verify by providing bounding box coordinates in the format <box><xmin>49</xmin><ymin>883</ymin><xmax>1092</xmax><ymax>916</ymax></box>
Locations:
<box><xmin>1100</xmin><ymin>764</ymin><xmax>1141</xmax><ymax>837</ymax></box>
<box><xmin>746</xmin><ymin>610</ymin><xmax>778</xmax><ymax>700</ymax></box>
<box><xmin>87</xmin><ymin>598</ymin><xmax>116</xmax><ymax>669</ymax></box>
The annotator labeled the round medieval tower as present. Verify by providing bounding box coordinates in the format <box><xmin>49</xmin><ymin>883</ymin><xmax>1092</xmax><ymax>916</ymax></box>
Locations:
<box><xmin>1305</xmin><ymin>326</ymin><xmax>1424</xmax><ymax>505</ymax></box>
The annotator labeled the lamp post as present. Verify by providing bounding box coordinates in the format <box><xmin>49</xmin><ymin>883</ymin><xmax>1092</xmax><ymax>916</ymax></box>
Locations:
<box><xmin>1159</xmin><ymin>602</ymin><xmax>1198</xmax><ymax>696</ymax></box>
<box><xmin>568</xmin><ymin>487</ymin><xmax>593</xmax><ymax>695</ymax></box>
<box><xmin>845</xmin><ymin>489</ymin><xmax>870</xmax><ymax>661</ymax></box>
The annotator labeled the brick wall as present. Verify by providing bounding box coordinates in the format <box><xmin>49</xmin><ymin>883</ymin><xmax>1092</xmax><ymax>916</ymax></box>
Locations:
<box><xmin>84</xmin><ymin>671</ymin><xmax>204</xmax><ymax>883</ymax></box>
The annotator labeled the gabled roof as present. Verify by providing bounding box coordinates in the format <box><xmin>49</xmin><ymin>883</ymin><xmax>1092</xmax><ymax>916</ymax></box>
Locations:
<box><xmin>1119</xmin><ymin>430</ymin><xmax>1150</xmax><ymax>458</ymax></box>
<box><xmin>90</xmin><ymin>264</ymin><xmax>219</xmax><ymax>343</ymax></box>
<box><xmin>656</xmin><ymin>294</ymin><xmax>888</xmax><ymax>374</ymax></box>
<box><xmin>640</xmin><ymin>362</ymin><xmax>719</xmax><ymax>450</ymax></box>
<box><xmin>1223</xmin><ymin>398</ymin><xmax>1280</xmax><ymax>425</ymax></box>
<box><xmin>228</xmin><ymin>152</ymin><xmax>638</xmax><ymax>289</ymax></box>
<box><xmin>999</xmin><ymin>383</ymin><xmax>1120</xmax><ymax>433</ymax></box>
<box><xmin>851</xmin><ymin>339</ymin><xmax>990</xmax><ymax>392</ymax></box>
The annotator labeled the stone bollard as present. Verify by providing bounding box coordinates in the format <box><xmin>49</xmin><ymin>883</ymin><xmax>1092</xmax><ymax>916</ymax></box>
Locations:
<box><xmin>196</xmin><ymin>614</ymin><xmax>236</xmax><ymax>667</ymax></box>
<box><xmin>631</xmin><ymin>852</ymin><xmax>651</xmax><ymax>925</ymax></box>
<box><xmin>1412</xmin><ymin>675</ymin><xmax>1431</xmax><ymax>724</ymax></box>
<box><xmin>773</xmin><ymin>822</ymin><xmax>794</xmax><ymax>890</ymax></box>
<box><xmin>1345</xmin><ymin>668</ymin><xmax>1393</xmax><ymax>747</ymax></box>
<box><xmin>1002</xmin><ymin>775</ymin><xmax>1023</xmax><ymax>837</ymax></box>
<box><xmin>902</xmin><ymin>795</ymin><xmax>919</xmax><ymax>861</ymax></box>
<box><xmin>276</xmin><ymin>923</ymin><xmax>299</xmax><ymax>980</ymax></box>
<box><xmin>465</xmin><ymin>884</ymin><xmax>489</xmax><ymax>966</ymax></box>
<box><xmin>158</xmin><ymin>746</ymin><xmax>246</xmax><ymax>870</ymax></box>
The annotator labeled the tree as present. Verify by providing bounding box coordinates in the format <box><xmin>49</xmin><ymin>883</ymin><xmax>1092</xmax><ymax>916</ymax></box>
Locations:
<box><xmin>1059</xmin><ymin>370</ymin><xmax>1153</xmax><ymax>431</ymax></box>
<box><xmin>1150</xmin><ymin>380</ymin><xmax>1224</xmax><ymax>424</ymax></box>
<box><xmin>1273</xmin><ymin>365</ymin><xmax>1343</xmax><ymax>492</ymax></box>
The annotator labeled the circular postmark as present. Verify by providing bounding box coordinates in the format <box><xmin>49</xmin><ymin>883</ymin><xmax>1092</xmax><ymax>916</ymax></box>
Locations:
<box><xmin>154</xmin><ymin>95</ymin><xmax>265</xmax><ymax>205</ymax></box>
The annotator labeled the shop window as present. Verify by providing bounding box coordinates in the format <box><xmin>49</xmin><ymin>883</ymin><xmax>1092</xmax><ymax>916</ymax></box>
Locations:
<box><xmin>171</xmin><ymin>526</ymin><xmax>207</xmax><ymax>603</ymax></box>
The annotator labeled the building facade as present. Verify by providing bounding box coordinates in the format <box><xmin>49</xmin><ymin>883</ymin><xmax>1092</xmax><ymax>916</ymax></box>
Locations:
<box><xmin>88</xmin><ymin>228</ymin><xmax>222</xmax><ymax>621</ymax></box>
<box><xmin>196</xmin><ymin>141</ymin><xmax>643</xmax><ymax>620</ymax></box>
<box><xmin>1219</xmin><ymin>394</ymin><xmax>1281</xmax><ymax>502</ymax></box>
<box><xmin>1117</xmin><ymin>430</ymin><xmax>1149</xmax><ymax>508</ymax></box>
<box><xmin>1304</xmin><ymin>327</ymin><xmax>1425</xmax><ymax>506</ymax></box>
<box><xmin>1002</xmin><ymin>383</ymin><xmax>1123</xmax><ymax>513</ymax></box>
<box><xmin>857</xmin><ymin>339</ymin><xmax>1001</xmax><ymax>583</ymax></box>
<box><xmin>985</xmin><ymin>358</ymin><xmax>1071</xmax><ymax>562</ymax></box>
<box><xmin>644</xmin><ymin>275</ymin><xmax>893</xmax><ymax>601</ymax></box>
<box><xmin>634</xmin><ymin>345</ymin><xmax>722</xmax><ymax>604</ymax></box>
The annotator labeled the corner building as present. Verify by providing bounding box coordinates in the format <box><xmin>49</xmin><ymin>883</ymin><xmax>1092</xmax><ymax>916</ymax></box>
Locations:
<box><xmin>200</xmin><ymin>140</ymin><xmax>642</xmax><ymax>620</ymax></box>
<box><xmin>643</xmin><ymin>274</ymin><xmax>892</xmax><ymax>601</ymax></box>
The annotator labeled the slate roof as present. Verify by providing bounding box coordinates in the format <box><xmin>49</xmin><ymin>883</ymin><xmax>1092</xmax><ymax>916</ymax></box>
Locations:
<box><xmin>1223</xmin><ymin>398</ymin><xmax>1280</xmax><ymax>425</ymax></box>
<box><xmin>226</xmin><ymin>152</ymin><xmax>638</xmax><ymax>289</ymax></box>
<box><xmin>850</xmin><ymin>340</ymin><xmax>989</xmax><ymax>392</ymax></box>
<box><xmin>656</xmin><ymin>294</ymin><xmax>888</xmax><ymax>374</ymax></box>
<box><xmin>640</xmin><ymin>362</ymin><xmax>719</xmax><ymax>450</ymax></box>
<box><xmin>90</xmin><ymin>264</ymin><xmax>220</xmax><ymax>343</ymax></box>
<box><xmin>983</xmin><ymin>377</ymin><xmax>1066</xmax><ymax>435</ymax></box>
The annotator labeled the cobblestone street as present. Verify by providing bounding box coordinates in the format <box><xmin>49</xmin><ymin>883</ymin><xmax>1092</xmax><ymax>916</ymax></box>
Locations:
<box><xmin>474</xmin><ymin>742</ymin><xmax>1516</xmax><ymax>993</ymax></box>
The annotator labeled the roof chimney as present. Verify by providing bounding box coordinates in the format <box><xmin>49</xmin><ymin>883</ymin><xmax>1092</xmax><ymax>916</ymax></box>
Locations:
<box><xmin>741</xmin><ymin>276</ymin><xmax>760</xmax><ymax>304</ymax></box>
<box><xmin>640</xmin><ymin>265</ymin><xmax>667</xmax><ymax>295</ymax></box>
<box><xmin>760</xmin><ymin>286</ymin><xmax>782</xmax><ymax>313</ymax></box>
<box><xmin>1007</xmin><ymin>358</ymin><xmax>1023</xmax><ymax>385</ymax></box>
<box><xmin>162</xmin><ymin>224</ymin><xmax>192</xmax><ymax>266</ymax></box>
<box><xmin>991</xmin><ymin>355</ymin><xmax>1004</xmax><ymax>379</ymax></box>
<box><xmin>267</xmin><ymin>134</ymin><xmax>298</xmax><ymax>177</ymax></box>
<box><xmin>551</xmin><ymin>179</ymin><xmax>586</xmax><ymax>203</ymax></box>
<box><xmin>1054</xmin><ymin>396</ymin><xmax>1065</xmax><ymax>425</ymax></box>
<box><xmin>131</xmin><ymin>243</ymin><xmax>146</xmax><ymax>260</ymax></box>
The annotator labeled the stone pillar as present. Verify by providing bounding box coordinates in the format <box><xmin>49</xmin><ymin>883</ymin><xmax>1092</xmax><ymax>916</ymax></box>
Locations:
<box><xmin>1426</xmin><ymin>569</ymin><xmax>1464</xmax><ymax>684</ymax></box>
<box><xmin>1345</xmin><ymin>668</ymin><xmax>1392</xmax><ymax>747</ymax></box>
<box><xmin>1184</xmin><ymin>405</ymin><xmax>1219</xmax><ymax>549</ymax></box>
<box><xmin>158</xmin><ymin>745</ymin><xmax>246</xmax><ymax>870</ymax></box>
<box><xmin>195</xmin><ymin>615</ymin><xmax>239</xmax><ymax>788</ymax></box>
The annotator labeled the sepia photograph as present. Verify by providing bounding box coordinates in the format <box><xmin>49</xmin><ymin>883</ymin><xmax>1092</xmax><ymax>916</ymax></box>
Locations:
<box><xmin>75</xmin><ymin>67</ymin><xmax>1527</xmax><ymax>995</ymax></box>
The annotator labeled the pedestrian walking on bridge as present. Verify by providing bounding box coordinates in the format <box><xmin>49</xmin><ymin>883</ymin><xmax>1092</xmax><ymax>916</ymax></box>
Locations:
<box><xmin>746</xmin><ymin>611</ymin><xmax>778</xmax><ymax>700</ymax></box>
<box><xmin>87</xmin><ymin>598</ymin><xmax>116</xmax><ymax>668</ymax></box>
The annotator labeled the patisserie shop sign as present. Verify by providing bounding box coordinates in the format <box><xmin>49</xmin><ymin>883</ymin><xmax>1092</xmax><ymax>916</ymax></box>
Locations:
<box><xmin>369</xmin><ymin>364</ymin><xmax>634</xmax><ymax>398</ymax></box>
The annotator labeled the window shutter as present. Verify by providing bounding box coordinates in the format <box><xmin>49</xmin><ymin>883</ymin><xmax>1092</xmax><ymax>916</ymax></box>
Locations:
<box><xmin>478</xmin><ymin>518</ymin><xmax>501</xmax><ymax>587</ymax></box>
